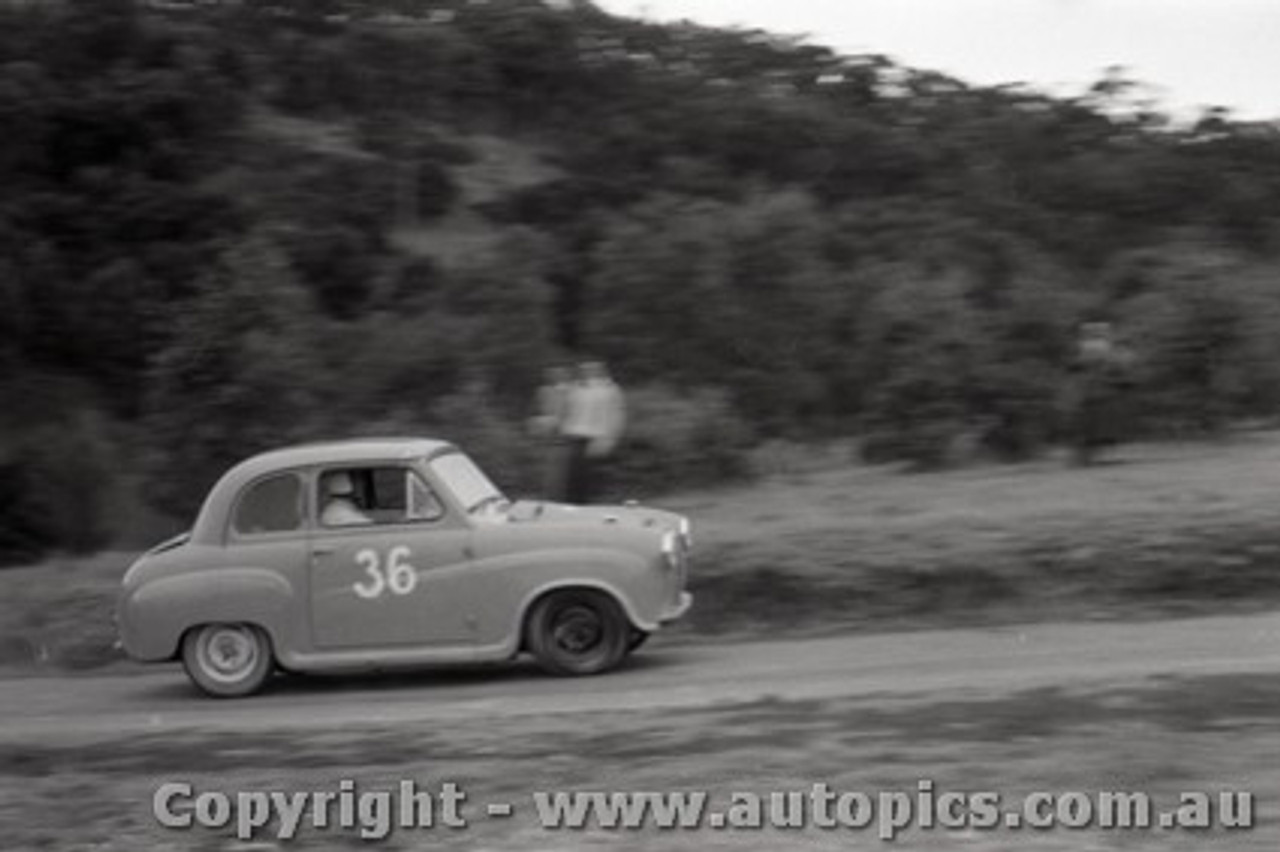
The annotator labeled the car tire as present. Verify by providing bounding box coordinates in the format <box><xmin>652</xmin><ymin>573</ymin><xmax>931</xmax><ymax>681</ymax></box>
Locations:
<box><xmin>181</xmin><ymin>623</ymin><xmax>274</xmax><ymax>698</ymax></box>
<box><xmin>526</xmin><ymin>590</ymin><xmax>630</xmax><ymax>676</ymax></box>
<box><xmin>628</xmin><ymin>630</ymin><xmax>650</xmax><ymax>652</ymax></box>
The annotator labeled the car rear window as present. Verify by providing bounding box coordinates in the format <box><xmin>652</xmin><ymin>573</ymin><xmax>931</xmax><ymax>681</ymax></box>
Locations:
<box><xmin>233</xmin><ymin>474</ymin><xmax>304</xmax><ymax>535</ymax></box>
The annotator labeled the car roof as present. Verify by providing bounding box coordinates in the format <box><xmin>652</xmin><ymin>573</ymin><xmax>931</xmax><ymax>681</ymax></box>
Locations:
<box><xmin>234</xmin><ymin>437</ymin><xmax>457</xmax><ymax>475</ymax></box>
<box><xmin>188</xmin><ymin>437</ymin><xmax>458</xmax><ymax>545</ymax></box>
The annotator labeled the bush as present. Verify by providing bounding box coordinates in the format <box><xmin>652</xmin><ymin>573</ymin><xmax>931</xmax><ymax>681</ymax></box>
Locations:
<box><xmin>0</xmin><ymin>412</ymin><xmax>119</xmax><ymax>566</ymax></box>
<box><xmin>143</xmin><ymin>236</ymin><xmax>328</xmax><ymax>518</ymax></box>
<box><xmin>0</xmin><ymin>461</ymin><xmax>51</xmax><ymax>567</ymax></box>
<box><xmin>1117</xmin><ymin>246</ymin><xmax>1280</xmax><ymax>436</ymax></box>
<box><xmin>860</xmin><ymin>416</ymin><xmax>970</xmax><ymax>469</ymax></box>
<box><xmin>858</xmin><ymin>270</ymin><xmax>979</xmax><ymax>468</ymax></box>
<box><xmin>602</xmin><ymin>384</ymin><xmax>755</xmax><ymax>498</ymax></box>
<box><xmin>424</xmin><ymin>377</ymin><xmax>542</xmax><ymax>497</ymax></box>
<box><xmin>415</xmin><ymin>159</ymin><xmax>460</xmax><ymax>220</ymax></box>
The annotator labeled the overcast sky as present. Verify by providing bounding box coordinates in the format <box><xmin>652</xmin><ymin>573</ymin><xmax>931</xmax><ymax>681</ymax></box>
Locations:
<box><xmin>591</xmin><ymin>0</ymin><xmax>1280</xmax><ymax>120</ymax></box>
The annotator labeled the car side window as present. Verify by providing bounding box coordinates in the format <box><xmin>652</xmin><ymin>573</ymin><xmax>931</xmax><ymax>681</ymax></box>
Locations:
<box><xmin>318</xmin><ymin>467</ymin><xmax>443</xmax><ymax>528</ymax></box>
<box><xmin>233</xmin><ymin>474</ymin><xmax>304</xmax><ymax>536</ymax></box>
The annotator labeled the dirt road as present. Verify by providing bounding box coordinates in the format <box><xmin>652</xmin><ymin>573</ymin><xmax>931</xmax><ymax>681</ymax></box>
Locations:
<box><xmin>5</xmin><ymin>611</ymin><xmax>1280</xmax><ymax>736</ymax></box>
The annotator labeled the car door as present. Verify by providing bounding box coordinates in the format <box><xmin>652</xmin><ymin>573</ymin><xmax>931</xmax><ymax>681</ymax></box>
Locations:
<box><xmin>308</xmin><ymin>465</ymin><xmax>474</xmax><ymax>650</ymax></box>
<box><xmin>226</xmin><ymin>470</ymin><xmax>312</xmax><ymax>648</ymax></box>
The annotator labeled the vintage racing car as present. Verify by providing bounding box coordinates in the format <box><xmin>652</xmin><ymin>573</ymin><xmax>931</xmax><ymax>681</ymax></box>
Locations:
<box><xmin>116</xmin><ymin>438</ymin><xmax>692</xmax><ymax>696</ymax></box>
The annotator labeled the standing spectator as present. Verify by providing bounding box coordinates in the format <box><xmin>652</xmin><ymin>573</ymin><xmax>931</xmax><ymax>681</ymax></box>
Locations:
<box><xmin>529</xmin><ymin>365</ymin><xmax>573</xmax><ymax>499</ymax></box>
<box><xmin>561</xmin><ymin>360</ymin><xmax>626</xmax><ymax>503</ymax></box>
<box><xmin>1068</xmin><ymin>322</ymin><xmax>1133</xmax><ymax>466</ymax></box>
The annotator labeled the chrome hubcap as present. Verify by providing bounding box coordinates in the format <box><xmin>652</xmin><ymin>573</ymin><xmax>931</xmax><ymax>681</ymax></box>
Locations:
<box><xmin>198</xmin><ymin>626</ymin><xmax>258</xmax><ymax>683</ymax></box>
<box><xmin>553</xmin><ymin>606</ymin><xmax>602</xmax><ymax>654</ymax></box>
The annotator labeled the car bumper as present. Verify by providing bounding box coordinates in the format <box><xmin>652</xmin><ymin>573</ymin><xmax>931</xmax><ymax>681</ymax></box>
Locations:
<box><xmin>659</xmin><ymin>591</ymin><xmax>693</xmax><ymax>623</ymax></box>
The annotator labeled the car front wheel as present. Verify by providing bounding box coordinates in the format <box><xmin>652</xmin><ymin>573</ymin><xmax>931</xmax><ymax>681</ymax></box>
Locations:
<box><xmin>181</xmin><ymin>623</ymin><xmax>273</xmax><ymax>698</ymax></box>
<box><xmin>527</xmin><ymin>590</ymin><xmax>630</xmax><ymax>676</ymax></box>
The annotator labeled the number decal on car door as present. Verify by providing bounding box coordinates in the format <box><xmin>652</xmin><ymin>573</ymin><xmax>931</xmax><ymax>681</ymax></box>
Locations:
<box><xmin>352</xmin><ymin>546</ymin><xmax>417</xmax><ymax>599</ymax></box>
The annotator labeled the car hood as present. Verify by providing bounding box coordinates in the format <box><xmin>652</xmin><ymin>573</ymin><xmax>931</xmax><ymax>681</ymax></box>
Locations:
<box><xmin>504</xmin><ymin>500</ymin><xmax>683</xmax><ymax>533</ymax></box>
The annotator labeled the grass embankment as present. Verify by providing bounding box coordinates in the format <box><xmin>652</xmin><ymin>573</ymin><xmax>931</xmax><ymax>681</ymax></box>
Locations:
<box><xmin>7</xmin><ymin>434</ymin><xmax>1280</xmax><ymax>672</ymax></box>
<box><xmin>672</xmin><ymin>433</ymin><xmax>1280</xmax><ymax>634</ymax></box>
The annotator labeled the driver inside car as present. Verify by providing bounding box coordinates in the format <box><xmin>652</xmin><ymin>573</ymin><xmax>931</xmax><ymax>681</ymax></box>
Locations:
<box><xmin>320</xmin><ymin>471</ymin><xmax>371</xmax><ymax>527</ymax></box>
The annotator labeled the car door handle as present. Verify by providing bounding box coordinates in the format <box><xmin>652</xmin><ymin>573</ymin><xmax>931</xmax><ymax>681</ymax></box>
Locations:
<box><xmin>311</xmin><ymin>545</ymin><xmax>335</xmax><ymax>556</ymax></box>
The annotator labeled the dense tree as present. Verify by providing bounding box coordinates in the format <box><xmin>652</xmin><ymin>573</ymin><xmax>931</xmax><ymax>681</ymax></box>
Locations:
<box><xmin>4</xmin><ymin>0</ymin><xmax>1280</xmax><ymax>550</ymax></box>
<box><xmin>1115</xmin><ymin>243</ymin><xmax>1280</xmax><ymax>434</ymax></box>
<box><xmin>144</xmin><ymin>236</ymin><xmax>326</xmax><ymax>518</ymax></box>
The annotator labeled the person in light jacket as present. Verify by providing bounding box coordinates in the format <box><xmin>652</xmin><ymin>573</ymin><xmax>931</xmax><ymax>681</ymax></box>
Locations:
<box><xmin>561</xmin><ymin>361</ymin><xmax>626</xmax><ymax>503</ymax></box>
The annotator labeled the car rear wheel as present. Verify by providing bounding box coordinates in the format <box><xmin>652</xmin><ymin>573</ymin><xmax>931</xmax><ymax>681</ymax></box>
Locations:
<box><xmin>527</xmin><ymin>590</ymin><xmax>629</xmax><ymax>676</ymax></box>
<box><xmin>181</xmin><ymin>623</ymin><xmax>273</xmax><ymax>698</ymax></box>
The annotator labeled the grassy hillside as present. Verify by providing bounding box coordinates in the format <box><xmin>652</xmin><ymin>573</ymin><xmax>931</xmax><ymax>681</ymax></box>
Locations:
<box><xmin>674</xmin><ymin>433</ymin><xmax>1280</xmax><ymax>635</ymax></box>
<box><xmin>6</xmin><ymin>433</ymin><xmax>1280</xmax><ymax>674</ymax></box>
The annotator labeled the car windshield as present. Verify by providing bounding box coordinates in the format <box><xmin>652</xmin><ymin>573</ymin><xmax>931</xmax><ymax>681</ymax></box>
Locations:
<box><xmin>429</xmin><ymin>452</ymin><xmax>507</xmax><ymax>514</ymax></box>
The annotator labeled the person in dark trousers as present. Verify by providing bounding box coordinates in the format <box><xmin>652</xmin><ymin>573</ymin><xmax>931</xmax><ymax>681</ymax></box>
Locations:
<box><xmin>1069</xmin><ymin>321</ymin><xmax>1133</xmax><ymax>465</ymax></box>
<box><xmin>529</xmin><ymin>364</ymin><xmax>573</xmax><ymax>500</ymax></box>
<box><xmin>560</xmin><ymin>360</ymin><xmax>626</xmax><ymax>504</ymax></box>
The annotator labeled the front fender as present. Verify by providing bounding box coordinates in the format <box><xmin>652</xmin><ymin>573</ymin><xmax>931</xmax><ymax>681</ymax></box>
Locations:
<box><xmin>506</xmin><ymin>547</ymin><xmax>670</xmax><ymax>634</ymax></box>
<box><xmin>118</xmin><ymin>568</ymin><xmax>296</xmax><ymax>662</ymax></box>
<box><xmin>517</xmin><ymin>578</ymin><xmax>651</xmax><ymax>636</ymax></box>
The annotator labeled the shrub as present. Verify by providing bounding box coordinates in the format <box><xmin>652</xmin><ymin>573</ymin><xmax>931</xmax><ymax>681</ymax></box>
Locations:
<box><xmin>1118</xmin><ymin>247</ymin><xmax>1280</xmax><ymax>436</ymax></box>
<box><xmin>0</xmin><ymin>411</ymin><xmax>119</xmax><ymax>565</ymax></box>
<box><xmin>424</xmin><ymin>377</ymin><xmax>542</xmax><ymax>497</ymax></box>
<box><xmin>602</xmin><ymin>384</ymin><xmax>755</xmax><ymax>498</ymax></box>
<box><xmin>858</xmin><ymin>271</ymin><xmax>980</xmax><ymax>468</ymax></box>
<box><xmin>415</xmin><ymin>159</ymin><xmax>460</xmax><ymax>220</ymax></box>
<box><xmin>143</xmin><ymin>236</ymin><xmax>328</xmax><ymax>519</ymax></box>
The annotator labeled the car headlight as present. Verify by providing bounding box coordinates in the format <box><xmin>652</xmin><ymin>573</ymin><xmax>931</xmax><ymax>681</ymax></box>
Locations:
<box><xmin>678</xmin><ymin>517</ymin><xmax>692</xmax><ymax>551</ymax></box>
<box><xmin>661</xmin><ymin>531</ymin><xmax>679</xmax><ymax>568</ymax></box>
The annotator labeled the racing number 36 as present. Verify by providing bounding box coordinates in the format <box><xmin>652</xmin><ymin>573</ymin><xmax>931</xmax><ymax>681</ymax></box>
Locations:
<box><xmin>353</xmin><ymin>546</ymin><xmax>417</xmax><ymax>599</ymax></box>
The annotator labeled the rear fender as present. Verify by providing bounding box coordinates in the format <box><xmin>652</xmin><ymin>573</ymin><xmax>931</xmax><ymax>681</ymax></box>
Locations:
<box><xmin>119</xmin><ymin>568</ymin><xmax>295</xmax><ymax>661</ymax></box>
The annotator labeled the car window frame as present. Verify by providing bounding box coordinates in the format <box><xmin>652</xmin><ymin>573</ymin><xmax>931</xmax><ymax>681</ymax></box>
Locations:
<box><xmin>226</xmin><ymin>469</ymin><xmax>310</xmax><ymax>543</ymax></box>
<box><xmin>312</xmin><ymin>463</ymin><xmax>456</xmax><ymax>534</ymax></box>
<box><xmin>427</xmin><ymin>450</ymin><xmax>507</xmax><ymax>514</ymax></box>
